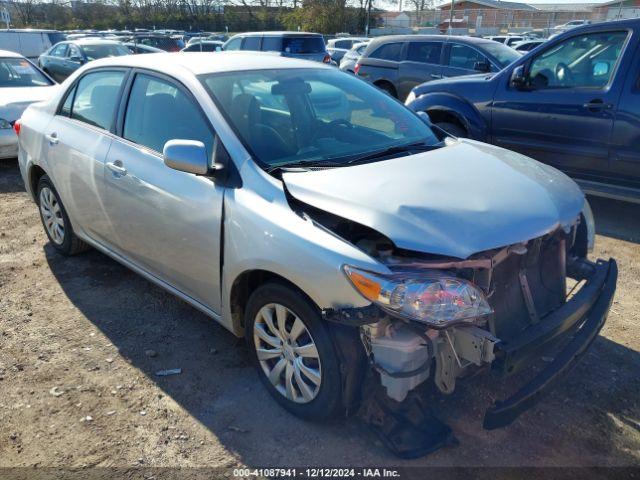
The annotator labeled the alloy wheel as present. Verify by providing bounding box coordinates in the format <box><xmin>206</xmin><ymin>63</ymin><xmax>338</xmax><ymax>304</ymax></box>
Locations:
<box><xmin>39</xmin><ymin>186</ymin><xmax>65</xmax><ymax>245</ymax></box>
<box><xmin>253</xmin><ymin>303</ymin><xmax>322</xmax><ymax>404</ymax></box>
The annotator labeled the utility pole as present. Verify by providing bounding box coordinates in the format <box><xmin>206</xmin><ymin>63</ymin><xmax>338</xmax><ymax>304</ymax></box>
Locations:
<box><xmin>366</xmin><ymin>0</ymin><xmax>373</xmax><ymax>36</ymax></box>
<box><xmin>449</xmin><ymin>0</ymin><xmax>454</xmax><ymax>34</ymax></box>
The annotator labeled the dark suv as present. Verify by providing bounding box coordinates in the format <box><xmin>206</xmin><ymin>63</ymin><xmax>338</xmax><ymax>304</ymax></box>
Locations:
<box><xmin>406</xmin><ymin>19</ymin><xmax>640</xmax><ymax>203</ymax></box>
<box><xmin>355</xmin><ymin>35</ymin><xmax>520</xmax><ymax>101</ymax></box>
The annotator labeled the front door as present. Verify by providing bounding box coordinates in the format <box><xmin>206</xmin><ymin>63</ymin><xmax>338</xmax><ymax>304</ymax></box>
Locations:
<box><xmin>104</xmin><ymin>72</ymin><xmax>224</xmax><ymax>311</ymax></box>
<box><xmin>491</xmin><ymin>29</ymin><xmax>629</xmax><ymax>179</ymax></box>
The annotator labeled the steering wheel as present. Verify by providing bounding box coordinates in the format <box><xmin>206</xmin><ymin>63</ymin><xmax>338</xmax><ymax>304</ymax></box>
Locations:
<box><xmin>555</xmin><ymin>62</ymin><xmax>574</xmax><ymax>86</ymax></box>
<box><xmin>311</xmin><ymin>118</ymin><xmax>354</xmax><ymax>141</ymax></box>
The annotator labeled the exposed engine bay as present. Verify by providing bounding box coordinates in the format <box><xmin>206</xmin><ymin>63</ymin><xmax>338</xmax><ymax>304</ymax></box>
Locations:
<box><xmin>289</xmin><ymin>190</ymin><xmax>615</xmax><ymax>457</ymax></box>
<box><xmin>299</xmin><ymin>197</ymin><xmax>587</xmax><ymax>403</ymax></box>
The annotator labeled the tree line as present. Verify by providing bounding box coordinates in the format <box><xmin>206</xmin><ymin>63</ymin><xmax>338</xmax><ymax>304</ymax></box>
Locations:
<box><xmin>5</xmin><ymin>0</ymin><xmax>380</xmax><ymax>34</ymax></box>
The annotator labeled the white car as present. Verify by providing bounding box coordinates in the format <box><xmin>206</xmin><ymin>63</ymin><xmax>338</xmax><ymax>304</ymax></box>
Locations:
<box><xmin>0</xmin><ymin>50</ymin><xmax>57</xmax><ymax>159</ymax></box>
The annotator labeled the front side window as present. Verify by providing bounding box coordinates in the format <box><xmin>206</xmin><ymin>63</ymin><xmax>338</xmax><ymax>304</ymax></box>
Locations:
<box><xmin>0</xmin><ymin>57</ymin><xmax>53</xmax><ymax>87</ymax></box>
<box><xmin>407</xmin><ymin>42</ymin><xmax>442</xmax><ymax>64</ymax></box>
<box><xmin>528</xmin><ymin>31</ymin><xmax>627</xmax><ymax>89</ymax></box>
<box><xmin>448</xmin><ymin>44</ymin><xmax>485</xmax><ymax>70</ymax></box>
<box><xmin>67</xmin><ymin>45</ymin><xmax>82</xmax><ymax>60</ymax></box>
<box><xmin>123</xmin><ymin>74</ymin><xmax>214</xmax><ymax>155</ymax></box>
<box><xmin>369</xmin><ymin>42</ymin><xmax>402</xmax><ymax>61</ymax></box>
<box><xmin>202</xmin><ymin>68</ymin><xmax>439</xmax><ymax>168</ymax></box>
<box><xmin>70</xmin><ymin>70</ymin><xmax>125</xmax><ymax>130</ymax></box>
<box><xmin>480</xmin><ymin>41</ymin><xmax>520</xmax><ymax>68</ymax></box>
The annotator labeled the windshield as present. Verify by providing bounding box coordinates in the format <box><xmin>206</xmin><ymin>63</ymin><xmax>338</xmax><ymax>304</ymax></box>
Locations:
<box><xmin>481</xmin><ymin>42</ymin><xmax>521</xmax><ymax>68</ymax></box>
<box><xmin>201</xmin><ymin>68</ymin><xmax>439</xmax><ymax>168</ymax></box>
<box><xmin>82</xmin><ymin>43</ymin><xmax>130</xmax><ymax>61</ymax></box>
<box><xmin>0</xmin><ymin>58</ymin><xmax>53</xmax><ymax>87</ymax></box>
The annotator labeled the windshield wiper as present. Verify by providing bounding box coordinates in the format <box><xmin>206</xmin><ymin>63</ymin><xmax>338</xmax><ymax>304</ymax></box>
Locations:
<box><xmin>266</xmin><ymin>159</ymin><xmax>346</xmax><ymax>174</ymax></box>
<box><xmin>343</xmin><ymin>141</ymin><xmax>440</xmax><ymax>165</ymax></box>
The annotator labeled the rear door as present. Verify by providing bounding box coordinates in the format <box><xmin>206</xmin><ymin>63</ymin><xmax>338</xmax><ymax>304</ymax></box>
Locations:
<box><xmin>357</xmin><ymin>41</ymin><xmax>404</xmax><ymax>93</ymax></box>
<box><xmin>492</xmin><ymin>29</ymin><xmax>629</xmax><ymax>180</ymax></box>
<box><xmin>43</xmin><ymin>43</ymin><xmax>68</xmax><ymax>81</ymax></box>
<box><xmin>43</xmin><ymin>68</ymin><xmax>128</xmax><ymax>242</ymax></box>
<box><xmin>398</xmin><ymin>41</ymin><xmax>443</xmax><ymax>99</ymax></box>
<box><xmin>104</xmin><ymin>71</ymin><xmax>225</xmax><ymax>311</ymax></box>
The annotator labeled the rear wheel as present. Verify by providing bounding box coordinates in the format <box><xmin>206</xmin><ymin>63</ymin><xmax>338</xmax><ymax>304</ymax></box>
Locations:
<box><xmin>36</xmin><ymin>175</ymin><xmax>89</xmax><ymax>256</ymax></box>
<box><xmin>434</xmin><ymin>121</ymin><xmax>467</xmax><ymax>138</ymax></box>
<box><xmin>244</xmin><ymin>283</ymin><xmax>343</xmax><ymax>421</ymax></box>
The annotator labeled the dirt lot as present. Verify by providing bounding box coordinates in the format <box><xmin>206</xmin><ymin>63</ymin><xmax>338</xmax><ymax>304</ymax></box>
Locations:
<box><xmin>1</xmin><ymin>158</ymin><xmax>639</xmax><ymax>471</ymax></box>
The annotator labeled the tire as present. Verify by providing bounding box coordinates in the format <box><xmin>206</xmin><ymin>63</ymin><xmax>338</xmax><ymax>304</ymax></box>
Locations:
<box><xmin>244</xmin><ymin>282</ymin><xmax>344</xmax><ymax>421</ymax></box>
<box><xmin>36</xmin><ymin>175</ymin><xmax>90</xmax><ymax>256</ymax></box>
<box><xmin>434</xmin><ymin>121</ymin><xmax>467</xmax><ymax>138</ymax></box>
<box><xmin>376</xmin><ymin>82</ymin><xmax>397</xmax><ymax>98</ymax></box>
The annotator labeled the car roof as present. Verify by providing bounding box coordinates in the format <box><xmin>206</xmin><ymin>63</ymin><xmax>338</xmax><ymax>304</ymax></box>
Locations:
<box><xmin>85</xmin><ymin>51</ymin><xmax>332</xmax><ymax>75</ymax></box>
<box><xmin>0</xmin><ymin>49</ymin><xmax>24</xmax><ymax>58</ymax></box>
<box><xmin>233</xmin><ymin>31</ymin><xmax>323</xmax><ymax>37</ymax></box>
<box><xmin>68</xmin><ymin>38</ymin><xmax>125</xmax><ymax>46</ymax></box>
<box><xmin>368</xmin><ymin>35</ymin><xmax>496</xmax><ymax>45</ymax></box>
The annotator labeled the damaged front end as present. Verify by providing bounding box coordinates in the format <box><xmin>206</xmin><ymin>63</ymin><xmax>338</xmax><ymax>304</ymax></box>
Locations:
<box><xmin>321</xmin><ymin>216</ymin><xmax>616</xmax><ymax>452</ymax></box>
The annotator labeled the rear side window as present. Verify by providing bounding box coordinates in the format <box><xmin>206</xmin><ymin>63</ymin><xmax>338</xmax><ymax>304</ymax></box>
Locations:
<box><xmin>50</xmin><ymin>44</ymin><xmax>68</xmax><ymax>57</ymax></box>
<box><xmin>448</xmin><ymin>44</ymin><xmax>485</xmax><ymax>69</ymax></box>
<box><xmin>282</xmin><ymin>36</ymin><xmax>325</xmax><ymax>54</ymax></box>
<box><xmin>242</xmin><ymin>36</ymin><xmax>261</xmax><ymax>51</ymax></box>
<box><xmin>368</xmin><ymin>42</ymin><xmax>402</xmax><ymax>61</ymax></box>
<box><xmin>123</xmin><ymin>74</ymin><xmax>214</xmax><ymax>156</ymax></box>
<box><xmin>262</xmin><ymin>36</ymin><xmax>282</xmax><ymax>52</ymax></box>
<box><xmin>70</xmin><ymin>70</ymin><xmax>125</xmax><ymax>130</ymax></box>
<box><xmin>407</xmin><ymin>42</ymin><xmax>442</xmax><ymax>64</ymax></box>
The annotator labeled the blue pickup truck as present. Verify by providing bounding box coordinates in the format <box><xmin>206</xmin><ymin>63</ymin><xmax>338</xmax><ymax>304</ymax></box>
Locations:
<box><xmin>406</xmin><ymin>19</ymin><xmax>640</xmax><ymax>203</ymax></box>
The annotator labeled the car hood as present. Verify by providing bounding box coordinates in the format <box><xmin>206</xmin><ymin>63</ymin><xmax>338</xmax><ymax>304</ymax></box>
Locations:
<box><xmin>412</xmin><ymin>73</ymin><xmax>495</xmax><ymax>96</ymax></box>
<box><xmin>282</xmin><ymin>139</ymin><xmax>585</xmax><ymax>259</ymax></box>
<box><xmin>0</xmin><ymin>86</ymin><xmax>59</xmax><ymax>121</ymax></box>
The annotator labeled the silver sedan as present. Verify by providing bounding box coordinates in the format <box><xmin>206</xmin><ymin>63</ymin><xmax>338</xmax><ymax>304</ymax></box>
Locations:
<box><xmin>16</xmin><ymin>51</ymin><xmax>613</xmax><ymax>441</ymax></box>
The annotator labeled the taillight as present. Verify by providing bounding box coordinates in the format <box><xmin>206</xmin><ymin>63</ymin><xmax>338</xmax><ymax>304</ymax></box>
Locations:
<box><xmin>323</xmin><ymin>54</ymin><xmax>331</xmax><ymax>64</ymax></box>
<box><xmin>354</xmin><ymin>63</ymin><xmax>360</xmax><ymax>75</ymax></box>
<box><xmin>13</xmin><ymin>120</ymin><xmax>21</xmax><ymax>136</ymax></box>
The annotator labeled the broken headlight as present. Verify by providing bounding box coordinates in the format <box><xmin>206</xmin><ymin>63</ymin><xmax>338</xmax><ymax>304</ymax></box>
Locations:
<box><xmin>343</xmin><ymin>265</ymin><xmax>493</xmax><ymax>328</ymax></box>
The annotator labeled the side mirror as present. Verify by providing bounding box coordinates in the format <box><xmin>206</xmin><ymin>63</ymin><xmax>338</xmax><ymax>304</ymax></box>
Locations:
<box><xmin>163</xmin><ymin>139</ymin><xmax>213</xmax><ymax>175</ymax></box>
<box><xmin>417</xmin><ymin>111</ymin><xmax>433</xmax><ymax>128</ymax></box>
<box><xmin>69</xmin><ymin>56</ymin><xmax>84</xmax><ymax>64</ymax></box>
<box><xmin>510</xmin><ymin>65</ymin><xmax>528</xmax><ymax>89</ymax></box>
<box><xmin>474</xmin><ymin>61</ymin><xmax>491</xmax><ymax>73</ymax></box>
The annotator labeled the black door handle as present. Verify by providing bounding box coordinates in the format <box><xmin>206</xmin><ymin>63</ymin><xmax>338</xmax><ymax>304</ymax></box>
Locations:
<box><xmin>583</xmin><ymin>99</ymin><xmax>613</xmax><ymax>111</ymax></box>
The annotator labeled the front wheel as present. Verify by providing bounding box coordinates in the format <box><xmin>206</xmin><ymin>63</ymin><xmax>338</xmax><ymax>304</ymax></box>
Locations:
<box><xmin>244</xmin><ymin>283</ymin><xmax>344</xmax><ymax>421</ymax></box>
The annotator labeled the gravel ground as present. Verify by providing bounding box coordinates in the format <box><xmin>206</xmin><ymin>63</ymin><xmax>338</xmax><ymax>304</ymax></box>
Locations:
<box><xmin>1</xmin><ymin>158</ymin><xmax>639</xmax><ymax>470</ymax></box>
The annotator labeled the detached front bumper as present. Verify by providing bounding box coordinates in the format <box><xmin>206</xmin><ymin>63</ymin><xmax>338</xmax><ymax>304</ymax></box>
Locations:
<box><xmin>484</xmin><ymin>258</ymin><xmax>617</xmax><ymax>430</ymax></box>
<box><xmin>0</xmin><ymin>128</ymin><xmax>18</xmax><ymax>159</ymax></box>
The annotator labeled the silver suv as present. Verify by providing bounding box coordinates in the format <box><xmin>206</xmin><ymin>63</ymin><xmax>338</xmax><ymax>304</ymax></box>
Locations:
<box><xmin>16</xmin><ymin>52</ymin><xmax>616</xmax><ymax>451</ymax></box>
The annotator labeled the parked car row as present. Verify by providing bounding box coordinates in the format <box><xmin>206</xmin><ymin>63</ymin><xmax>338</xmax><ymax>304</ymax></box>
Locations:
<box><xmin>405</xmin><ymin>19</ymin><xmax>640</xmax><ymax>203</ymax></box>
